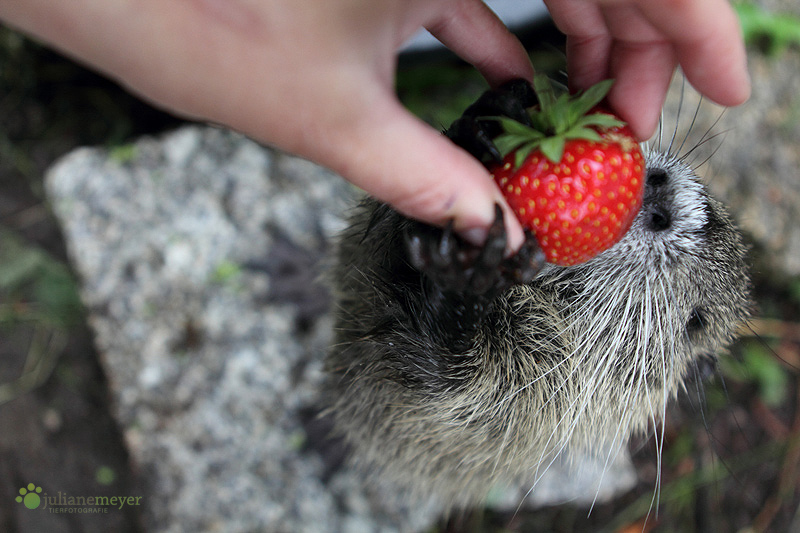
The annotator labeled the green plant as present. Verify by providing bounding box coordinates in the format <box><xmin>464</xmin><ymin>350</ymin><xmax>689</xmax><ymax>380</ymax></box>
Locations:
<box><xmin>0</xmin><ymin>229</ymin><xmax>83</xmax><ymax>405</ymax></box>
<box><xmin>720</xmin><ymin>340</ymin><xmax>790</xmax><ymax>407</ymax></box>
<box><xmin>0</xmin><ymin>230</ymin><xmax>83</xmax><ymax>328</ymax></box>
<box><xmin>735</xmin><ymin>2</ymin><xmax>800</xmax><ymax>55</ymax></box>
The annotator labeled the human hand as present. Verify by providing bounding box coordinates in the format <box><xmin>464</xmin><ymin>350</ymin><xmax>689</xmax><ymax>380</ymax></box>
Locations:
<box><xmin>1</xmin><ymin>0</ymin><xmax>750</xmax><ymax>252</ymax></box>
<box><xmin>544</xmin><ymin>0</ymin><xmax>751</xmax><ymax>140</ymax></box>
<box><xmin>0</xmin><ymin>0</ymin><xmax>533</xmax><ymax>249</ymax></box>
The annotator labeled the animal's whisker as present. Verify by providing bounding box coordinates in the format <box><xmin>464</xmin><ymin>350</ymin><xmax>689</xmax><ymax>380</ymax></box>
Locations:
<box><xmin>676</xmin><ymin>94</ymin><xmax>705</xmax><ymax>156</ymax></box>
<box><xmin>666</xmin><ymin>75</ymin><xmax>688</xmax><ymax>155</ymax></box>
<box><xmin>685</xmin><ymin>128</ymin><xmax>729</xmax><ymax>170</ymax></box>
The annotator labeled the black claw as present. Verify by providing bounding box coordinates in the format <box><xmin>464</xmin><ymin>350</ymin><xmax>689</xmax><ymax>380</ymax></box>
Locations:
<box><xmin>481</xmin><ymin>204</ymin><xmax>508</xmax><ymax>257</ymax></box>
<box><xmin>436</xmin><ymin>222</ymin><xmax>456</xmax><ymax>269</ymax></box>
<box><xmin>501</xmin><ymin>231</ymin><xmax>547</xmax><ymax>285</ymax></box>
<box><xmin>405</xmin><ymin>233</ymin><xmax>425</xmax><ymax>271</ymax></box>
<box><xmin>470</xmin><ymin>206</ymin><xmax>507</xmax><ymax>294</ymax></box>
<box><xmin>445</xmin><ymin>117</ymin><xmax>504</xmax><ymax>165</ymax></box>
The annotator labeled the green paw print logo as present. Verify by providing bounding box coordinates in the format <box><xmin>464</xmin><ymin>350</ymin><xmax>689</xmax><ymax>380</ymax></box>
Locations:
<box><xmin>16</xmin><ymin>483</ymin><xmax>43</xmax><ymax>509</ymax></box>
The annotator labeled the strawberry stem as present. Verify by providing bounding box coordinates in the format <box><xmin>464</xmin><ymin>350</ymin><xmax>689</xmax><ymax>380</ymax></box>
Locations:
<box><xmin>485</xmin><ymin>75</ymin><xmax>625</xmax><ymax>165</ymax></box>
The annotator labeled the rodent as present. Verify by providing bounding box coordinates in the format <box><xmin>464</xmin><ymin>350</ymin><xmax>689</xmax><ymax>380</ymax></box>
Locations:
<box><xmin>323</xmin><ymin>80</ymin><xmax>753</xmax><ymax>512</ymax></box>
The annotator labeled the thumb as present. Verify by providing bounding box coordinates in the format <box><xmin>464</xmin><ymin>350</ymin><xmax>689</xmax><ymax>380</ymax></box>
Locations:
<box><xmin>321</xmin><ymin>95</ymin><xmax>525</xmax><ymax>250</ymax></box>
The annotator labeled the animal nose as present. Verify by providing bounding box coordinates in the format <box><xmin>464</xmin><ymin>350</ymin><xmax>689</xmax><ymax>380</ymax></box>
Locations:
<box><xmin>646</xmin><ymin>167</ymin><xmax>668</xmax><ymax>189</ymax></box>
<box><xmin>641</xmin><ymin>167</ymin><xmax>672</xmax><ymax>232</ymax></box>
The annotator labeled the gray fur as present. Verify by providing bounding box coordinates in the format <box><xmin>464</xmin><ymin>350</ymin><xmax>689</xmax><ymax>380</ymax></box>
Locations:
<box><xmin>324</xmin><ymin>147</ymin><xmax>752</xmax><ymax>512</ymax></box>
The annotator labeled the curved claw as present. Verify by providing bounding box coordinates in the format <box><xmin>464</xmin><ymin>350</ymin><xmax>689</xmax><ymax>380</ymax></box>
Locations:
<box><xmin>501</xmin><ymin>230</ymin><xmax>547</xmax><ymax>285</ymax></box>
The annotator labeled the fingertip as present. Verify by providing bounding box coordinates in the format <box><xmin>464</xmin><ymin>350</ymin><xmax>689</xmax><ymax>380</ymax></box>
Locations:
<box><xmin>499</xmin><ymin>202</ymin><xmax>525</xmax><ymax>252</ymax></box>
<box><xmin>410</xmin><ymin>147</ymin><xmax>526</xmax><ymax>253</ymax></box>
<box><xmin>678</xmin><ymin>42</ymin><xmax>751</xmax><ymax>109</ymax></box>
<box><xmin>623</xmin><ymin>107</ymin><xmax>660</xmax><ymax>143</ymax></box>
<box><xmin>668</xmin><ymin>1</ymin><xmax>751</xmax><ymax>109</ymax></box>
<box><xmin>603</xmin><ymin>46</ymin><xmax>676</xmax><ymax>141</ymax></box>
<box><xmin>330</xmin><ymin>100</ymin><xmax>524</xmax><ymax>248</ymax></box>
<box><xmin>606</xmin><ymin>80</ymin><xmax>668</xmax><ymax>142</ymax></box>
<box><xmin>434</xmin><ymin>169</ymin><xmax>526</xmax><ymax>254</ymax></box>
<box><xmin>314</xmin><ymin>88</ymin><xmax>529</xmax><ymax>254</ymax></box>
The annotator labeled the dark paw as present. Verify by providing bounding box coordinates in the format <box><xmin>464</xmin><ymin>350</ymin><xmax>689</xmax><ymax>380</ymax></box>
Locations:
<box><xmin>445</xmin><ymin>78</ymin><xmax>537</xmax><ymax>166</ymax></box>
<box><xmin>404</xmin><ymin>205</ymin><xmax>545</xmax><ymax>299</ymax></box>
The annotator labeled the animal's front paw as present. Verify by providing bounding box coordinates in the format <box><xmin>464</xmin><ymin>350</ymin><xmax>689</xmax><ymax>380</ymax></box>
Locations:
<box><xmin>404</xmin><ymin>205</ymin><xmax>545</xmax><ymax>299</ymax></box>
<box><xmin>445</xmin><ymin>78</ymin><xmax>537</xmax><ymax>167</ymax></box>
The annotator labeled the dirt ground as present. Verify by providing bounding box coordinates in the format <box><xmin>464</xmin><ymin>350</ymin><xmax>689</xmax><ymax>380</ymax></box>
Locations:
<box><xmin>1</xmin><ymin>24</ymin><xmax>799</xmax><ymax>533</ymax></box>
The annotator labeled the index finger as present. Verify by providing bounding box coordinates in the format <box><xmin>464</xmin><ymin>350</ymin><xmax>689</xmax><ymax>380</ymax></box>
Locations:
<box><xmin>545</xmin><ymin>0</ymin><xmax>749</xmax><ymax>139</ymax></box>
<box><xmin>426</xmin><ymin>0</ymin><xmax>534</xmax><ymax>87</ymax></box>
<box><xmin>632</xmin><ymin>0</ymin><xmax>750</xmax><ymax>107</ymax></box>
<box><xmin>551</xmin><ymin>0</ymin><xmax>751</xmax><ymax>106</ymax></box>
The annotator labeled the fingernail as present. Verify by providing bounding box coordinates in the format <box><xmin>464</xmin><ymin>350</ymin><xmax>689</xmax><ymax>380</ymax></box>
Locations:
<box><xmin>458</xmin><ymin>226</ymin><xmax>489</xmax><ymax>247</ymax></box>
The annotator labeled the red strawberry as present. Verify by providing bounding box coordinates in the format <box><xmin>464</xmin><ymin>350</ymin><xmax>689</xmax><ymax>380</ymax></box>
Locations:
<box><xmin>489</xmin><ymin>76</ymin><xmax>645</xmax><ymax>266</ymax></box>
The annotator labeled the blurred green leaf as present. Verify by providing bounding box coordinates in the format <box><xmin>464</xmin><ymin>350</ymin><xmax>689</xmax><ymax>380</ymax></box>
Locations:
<box><xmin>720</xmin><ymin>341</ymin><xmax>789</xmax><ymax>407</ymax></box>
<box><xmin>735</xmin><ymin>2</ymin><xmax>800</xmax><ymax>55</ymax></box>
<box><xmin>95</xmin><ymin>466</ymin><xmax>117</xmax><ymax>486</ymax></box>
<box><xmin>664</xmin><ymin>431</ymin><xmax>694</xmax><ymax>468</ymax></box>
<box><xmin>0</xmin><ymin>244</ymin><xmax>42</xmax><ymax>289</ymax></box>
<box><xmin>0</xmin><ymin>229</ymin><xmax>83</xmax><ymax>328</ymax></box>
<box><xmin>210</xmin><ymin>260</ymin><xmax>243</xmax><ymax>287</ymax></box>
<box><xmin>110</xmin><ymin>143</ymin><xmax>138</xmax><ymax>164</ymax></box>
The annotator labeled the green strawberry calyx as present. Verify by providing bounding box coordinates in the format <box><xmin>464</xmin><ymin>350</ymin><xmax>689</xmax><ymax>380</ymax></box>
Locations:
<box><xmin>487</xmin><ymin>75</ymin><xmax>626</xmax><ymax>167</ymax></box>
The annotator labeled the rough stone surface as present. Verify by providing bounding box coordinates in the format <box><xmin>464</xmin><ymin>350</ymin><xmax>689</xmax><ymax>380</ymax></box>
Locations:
<box><xmin>45</xmin><ymin>127</ymin><xmax>434</xmax><ymax>532</ymax></box>
<box><xmin>46</xmin><ymin>125</ymin><xmax>637</xmax><ymax>532</ymax></box>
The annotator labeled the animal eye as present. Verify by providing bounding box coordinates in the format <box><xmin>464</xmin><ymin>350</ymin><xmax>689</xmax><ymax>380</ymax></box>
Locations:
<box><xmin>686</xmin><ymin>307</ymin><xmax>706</xmax><ymax>336</ymax></box>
